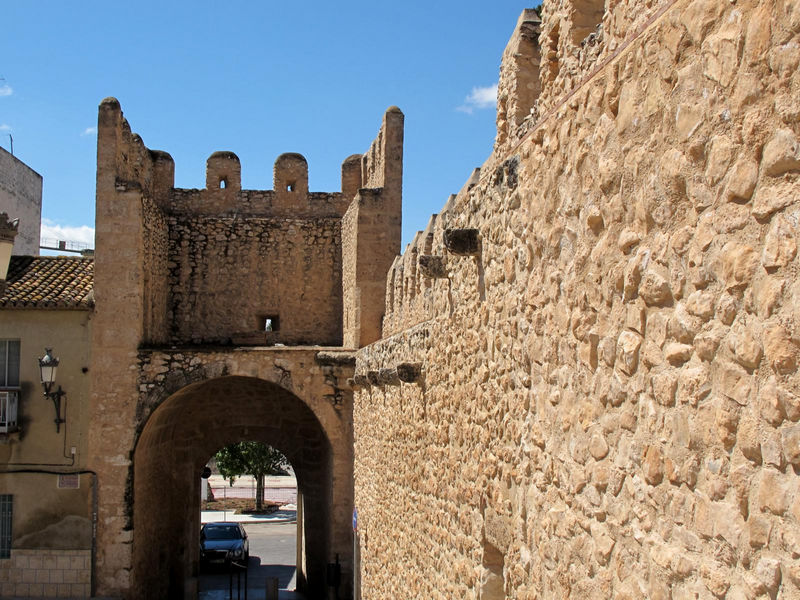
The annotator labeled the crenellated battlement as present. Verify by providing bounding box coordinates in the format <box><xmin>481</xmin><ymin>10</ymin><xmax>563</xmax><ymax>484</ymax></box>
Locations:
<box><xmin>494</xmin><ymin>1</ymin><xmax>681</xmax><ymax>154</ymax></box>
<box><xmin>96</xmin><ymin>97</ymin><xmax>393</xmax><ymax>220</ymax></box>
<box><xmin>95</xmin><ymin>99</ymin><xmax>404</xmax><ymax>349</ymax></box>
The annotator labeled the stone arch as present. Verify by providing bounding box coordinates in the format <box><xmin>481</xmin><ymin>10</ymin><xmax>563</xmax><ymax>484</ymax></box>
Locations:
<box><xmin>132</xmin><ymin>375</ymin><xmax>335</xmax><ymax>599</ymax></box>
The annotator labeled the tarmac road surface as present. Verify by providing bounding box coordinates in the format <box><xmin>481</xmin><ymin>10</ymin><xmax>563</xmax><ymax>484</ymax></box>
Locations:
<box><xmin>199</xmin><ymin>520</ymin><xmax>304</xmax><ymax>600</ymax></box>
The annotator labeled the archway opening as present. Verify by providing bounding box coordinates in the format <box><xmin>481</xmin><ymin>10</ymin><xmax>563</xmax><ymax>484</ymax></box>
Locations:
<box><xmin>200</xmin><ymin>442</ymin><xmax>299</xmax><ymax>595</ymax></box>
<box><xmin>132</xmin><ymin>375</ymin><xmax>333</xmax><ymax>599</ymax></box>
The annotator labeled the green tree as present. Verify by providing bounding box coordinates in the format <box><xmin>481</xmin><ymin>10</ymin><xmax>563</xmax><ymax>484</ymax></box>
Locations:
<box><xmin>214</xmin><ymin>442</ymin><xmax>289</xmax><ymax>511</ymax></box>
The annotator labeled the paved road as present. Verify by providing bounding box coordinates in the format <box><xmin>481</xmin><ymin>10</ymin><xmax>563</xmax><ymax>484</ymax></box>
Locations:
<box><xmin>199</xmin><ymin>521</ymin><xmax>305</xmax><ymax>599</ymax></box>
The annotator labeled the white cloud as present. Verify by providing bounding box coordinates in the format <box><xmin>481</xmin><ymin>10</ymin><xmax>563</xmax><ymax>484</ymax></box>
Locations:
<box><xmin>457</xmin><ymin>83</ymin><xmax>498</xmax><ymax>114</ymax></box>
<box><xmin>0</xmin><ymin>84</ymin><xmax>12</xmax><ymax>97</ymax></box>
<box><xmin>0</xmin><ymin>124</ymin><xmax>10</xmax><ymax>133</ymax></box>
<box><xmin>81</xmin><ymin>126</ymin><xmax>97</xmax><ymax>137</ymax></box>
<box><xmin>40</xmin><ymin>219</ymin><xmax>95</xmax><ymax>247</ymax></box>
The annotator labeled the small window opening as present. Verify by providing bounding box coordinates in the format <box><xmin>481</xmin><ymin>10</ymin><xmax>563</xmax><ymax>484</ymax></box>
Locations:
<box><xmin>264</xmin><ymin>316</ymin><xmax>279</xmax><ymax>332</ymax></box>
<box><xmin>219</xmin><ymin>178</ymin><xmax>227</xmax><ymax>189</ymax></box>
<box><xmin>287</xmin><ymin>182</ymin><xmax>295</xmax><ymax>192</ymax></box>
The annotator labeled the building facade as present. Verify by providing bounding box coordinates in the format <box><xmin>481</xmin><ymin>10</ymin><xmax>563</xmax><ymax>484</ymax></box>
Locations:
<box><xmin>0</xmin><ymin>255</ymin><xmax>94</xmax><ymax>598</ymax></box>
<box><xmin>0</xmin><ymin>148</ymin><xmax>42</xmax><ymax>256</ymax></box>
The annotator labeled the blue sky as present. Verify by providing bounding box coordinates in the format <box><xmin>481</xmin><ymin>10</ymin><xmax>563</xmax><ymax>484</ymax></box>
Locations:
<box><xmin>1</xmin><ymin>1</ymin><xmax>538</xmax><ymax>250</ymax></box>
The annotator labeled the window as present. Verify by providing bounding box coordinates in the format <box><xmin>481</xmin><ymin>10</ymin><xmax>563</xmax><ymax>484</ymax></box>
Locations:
<box><xmin>263</xmin><ymin>316</ymin><xmax>279</xmax><ymax>332</ymax></box>
<box><xmin>0</xmin><ymin>341</ymin><xmax>19</xmax><ymax>433</ymax></box>
<box><xmin>0</xmin><ymin>340</ymin><xmax>20</xmax><ymax>388</ymax></box>
<box><xmin>0</xmin><ymin>495</ymin><xmax>11</xmax><ymax>559</ymax></box>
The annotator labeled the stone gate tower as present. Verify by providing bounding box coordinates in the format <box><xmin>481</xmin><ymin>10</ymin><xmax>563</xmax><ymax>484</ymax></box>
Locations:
<box><xmin>87</xmin><ymin>97</ymin><xmax>403</xmax><ymax>599</ymax></box>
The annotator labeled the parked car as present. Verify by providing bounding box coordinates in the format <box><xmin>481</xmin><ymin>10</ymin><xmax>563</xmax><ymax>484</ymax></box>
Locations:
<box><xmin>200</xmin><ymin>522</ymin><xmax>249</xmax><ymax>569</ymax></box>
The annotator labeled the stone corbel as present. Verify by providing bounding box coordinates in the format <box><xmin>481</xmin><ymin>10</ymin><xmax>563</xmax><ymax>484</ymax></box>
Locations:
<box><xmin>443</xmin><ymin>228</ymin><xmax>480</xmax><ymax>256</ymax></box>
<box><xmin>315</xmin><ymin>351</ymin><xmax>356</xmax><ymax>367</ymax></box>
<box><xmin>366</xmin><ymin>371</ymin><xmax>380</xmax><ymax>386</ymax></box>
<box><xmin>396</xmin><ymin>362</ymin><xmax>422</xmax><ymax>384</ymax></box>
<box><xmin>418</xmin><ymin>255</ymin><xmax>448</xmax><ymax>279</ymax></box>
<box><xmin>349</xmin><ymin>374</ymin><xmax>369</xmax><ymax>389</ymax></box>
<box><xmin>351</xmin><ymin>363</ymin><xmax>422</xmax><ymax>389</ymax></box>
<box><xmin>377</xmin><ymin>368</ymin><xmax>400</xmax><ymax>386</ymax></box>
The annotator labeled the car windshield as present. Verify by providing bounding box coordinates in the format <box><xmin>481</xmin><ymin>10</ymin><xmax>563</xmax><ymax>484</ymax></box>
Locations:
<box><xmin>203</xmin><ymin>525</ymin><xmax>241</xmax><ymax>540</ymax></box>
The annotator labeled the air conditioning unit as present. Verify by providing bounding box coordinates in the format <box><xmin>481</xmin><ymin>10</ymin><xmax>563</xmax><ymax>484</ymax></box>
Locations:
<box><xmin>0</xmin><ymin>391</ymin><xmax>18</xmax><ymax>433</ymax></box>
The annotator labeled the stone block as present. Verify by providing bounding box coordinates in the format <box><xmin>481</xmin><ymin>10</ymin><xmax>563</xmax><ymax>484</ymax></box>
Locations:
<box><xmin>762</xmin><ymin>214</ymin><xmax>797</xmax><ymax>269</ymax></box>
<box><xmin>756</xmin><ymin>470</ymin><xmax>791</xmax><ymax>515</ymax></box>
<box><xmin>763</xmin><ymin>322</ymin><xmax>797</xmax><ymax>374</ymax></box>
<box><xmin>616</xmin><ymin>331</ymin><xmax>642</xmax><ymax>375</ymax></box>
<box><xmin>643</xmin><ymin>445</ymin><xmax>663</xmax><ymax>485</ymax></box>
<box><xmin>727</xmin><ymin>321</ymin><xmax>763</xmax><ymax>369</ymax></box>
<box><xmin>443</xmin><ymin>229</ymin><xmax>480</xmax><ymax>255</ymax></box>
<box><xmin>719</xmin><ymin>242</ymin><xmax>758</xmax><ymax>290</ymax></box>
<box><xmin>782</xmin><ymin>424</ymin><xmax>800</xmax><ymax>466</ymax></box>
<box><xmin>762</xmin><ymin>129</ymin><xmax>800</xmax><ymax>176</ymax></box>
<box><xmin>717</xmin><ymin>360</ymin><xmax>753</xmax><ymax>405</ymax></box>
<box><xmin>725</xmin><ymin>157</ymin><xmax>758</xmax><ymax>201</ymax></box>
<box><xmin>639</xmin><ymin>271</ymin><xmax>673</xmax><ymax>307</ymax></box>
<box><xmin>651</xmin><ymin>370</ymin><xmax>677</xmax><ymax>406</ymax></box>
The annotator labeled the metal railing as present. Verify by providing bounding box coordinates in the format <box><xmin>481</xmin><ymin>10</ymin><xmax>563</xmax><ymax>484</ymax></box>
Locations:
<box><xmin>210</xmin><ymin>486</ymin><xmax>297</xmax><ymax>505</ymax></box>
<box><xmin>39</xmin><ymin>239</ymin><xmax>93</xmax><ymax>254</ymax></box>
<box><xmin>0</xmin><ymin>391</ymin><xmax>18</xmax><ymax>433</ymax></box>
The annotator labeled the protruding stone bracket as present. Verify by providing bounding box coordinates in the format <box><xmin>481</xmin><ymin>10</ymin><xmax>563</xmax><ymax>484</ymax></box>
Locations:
<box><xmin>315</xmin><ymin>351</ymin><xmax>357</xmax><ymax>367</ymax></box>
<box><xmin>351</xmin><ymin>363</ymin><xmax>422</xmax><ymax>389</ymax></box>
<box><xmin>377</xmin><ymin>368</ymin><xmax>400</xmax><ymax>386</ymax></box>
<box><xmin>418</xmin><ymin>255</ymin><xmax>448</xmax><ymax>279</ymax></box>
<box><xmin>350</xmin><ymin>374</ymin><xmax>369</xmax><ymax>389</ymax></box>
<box><xmin>396</xmin><ymin>362</ymin><xmax>422</xmax><ymax>384</ymax></box>
<box><xmin>443</xmin><ymin>229</ymin><xmax>480</xmax><ymax>256</ymax></box>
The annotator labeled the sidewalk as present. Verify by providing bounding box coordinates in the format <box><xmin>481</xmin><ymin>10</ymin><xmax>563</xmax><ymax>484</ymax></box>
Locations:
<box><xmin>201</xmin><ymin>504</ymin><xmax>297</xmax><ymax>524</ymax></box>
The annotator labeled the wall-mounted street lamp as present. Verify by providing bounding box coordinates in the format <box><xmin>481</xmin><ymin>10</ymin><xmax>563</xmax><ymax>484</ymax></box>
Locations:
<box><xmin>38</xmin><ymin>348</ymin><xmax>66</xmax><ymax>432</ymax></box>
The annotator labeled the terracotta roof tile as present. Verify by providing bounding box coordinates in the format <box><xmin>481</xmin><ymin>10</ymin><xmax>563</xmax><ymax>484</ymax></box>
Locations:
<box><xmin>1</xmin><ymin>256</ymin><xmax>94</xmax><ymax>309</ymax></box>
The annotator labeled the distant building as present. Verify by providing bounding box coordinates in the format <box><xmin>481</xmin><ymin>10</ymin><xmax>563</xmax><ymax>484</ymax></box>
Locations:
<box><xmin>0</xmin><ymin>147</ymin><xmax>42</xmax><ymax>256</ymax></box>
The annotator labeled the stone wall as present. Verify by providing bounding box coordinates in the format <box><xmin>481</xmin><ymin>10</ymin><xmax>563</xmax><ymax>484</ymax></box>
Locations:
<box><xmin>354</xmin><ymin>0</ymin><xmax>800</xmax><ymax>598</ymax></box>
<box><xmin>0</xmin><ymin>549</ymin><xmax>91</xmax><ymax>598</ymax></box>
<box><xmin>342</xmin><ymin>108</ymin><xmax>404</xmax><ymax>348</ymax></box>
<box><xmin>0</xmin><ymin>146</ymin><xmax>42</xmax><ymax>256</ymax></box>
<box><xmin>89</xmin><ymin>97</ymin><xmax>403</xmax><ymax>598</ymax></box>
<box><xmin>167</xmin><ymin>215</ymin><xmax>343</xmax><ymax>345</ymax></box>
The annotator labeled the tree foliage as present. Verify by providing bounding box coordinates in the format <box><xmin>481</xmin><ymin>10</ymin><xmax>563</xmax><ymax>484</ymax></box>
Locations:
<box><xmin>214</xmin><ymin>442</ymin><xmax>289</xmax><ymax>510</ymax></box>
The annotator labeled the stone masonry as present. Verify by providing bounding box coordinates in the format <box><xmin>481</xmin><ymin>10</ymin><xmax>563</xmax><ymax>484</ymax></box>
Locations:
<box><xmin>353</xmin><ymin>0</ymin><xmax>800</xmax><ymax>598</ymax></box>
<box><xmin>87</xmin><ymin>98</ymin><xmax>402</xmax><ymax>598</ymax></box>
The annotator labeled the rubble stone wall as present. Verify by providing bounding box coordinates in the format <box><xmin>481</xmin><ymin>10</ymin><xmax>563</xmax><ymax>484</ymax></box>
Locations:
<box><xmin>354</xmin><ymin>0</ymin><xmax>800</xmax><ymax>598</ymax></box>
<box><xmin>89</xmin><ymin>97</ymin><xmax>403</xmax><ymax>597</ymax></box>
<box><xmin>166</xmin><ymin>215</ymin><xmax>343</xmax><ymax>346</ymax></box>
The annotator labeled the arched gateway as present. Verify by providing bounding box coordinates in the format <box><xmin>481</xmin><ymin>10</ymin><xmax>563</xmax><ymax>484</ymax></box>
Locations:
<box><xmin>86</xmin><ymin>98</ymin><xmax>403</xmax><ymax>598</ymax></box>
<box><xmin>134</xmin><ymin>369</ymin><xmax>341</xmax><ymax>598</ymax></box>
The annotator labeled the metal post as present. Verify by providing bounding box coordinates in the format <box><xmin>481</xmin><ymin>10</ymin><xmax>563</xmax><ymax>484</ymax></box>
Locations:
<box><xmin>265</xmin><ymin>577</ymin><xmax>279</xmax><ymax>600</ymax></box>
